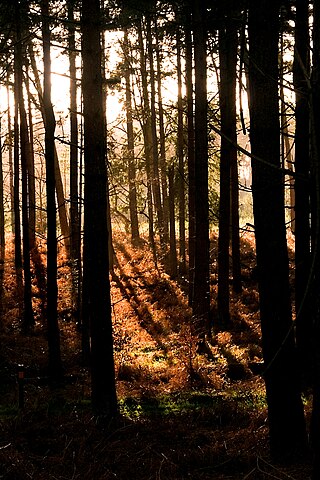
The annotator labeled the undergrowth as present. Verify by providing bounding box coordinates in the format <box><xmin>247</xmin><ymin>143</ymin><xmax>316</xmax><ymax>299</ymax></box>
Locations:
<box><xmin>0</xmin><ymin>231</ymin><xmax>312</xmax><ymax>479</ymax></box>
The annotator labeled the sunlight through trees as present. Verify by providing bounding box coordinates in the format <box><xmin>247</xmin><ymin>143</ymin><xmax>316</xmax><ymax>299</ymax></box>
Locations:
<box><xmin>0</xmin><ymin>1</ymin><xmax>319</xmax><ymax>478</ymax></box>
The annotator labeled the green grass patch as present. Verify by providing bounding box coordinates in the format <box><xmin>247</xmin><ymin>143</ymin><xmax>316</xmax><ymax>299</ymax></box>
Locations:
<box><xmin>119</xmin><ymin>390</ymin><xmax>267</xmax><ymax>420</ymax></box>
<box><xmin>0</xmin><ymin>404</ymin><xmax>19</xmax><ymax>417</ymax></box>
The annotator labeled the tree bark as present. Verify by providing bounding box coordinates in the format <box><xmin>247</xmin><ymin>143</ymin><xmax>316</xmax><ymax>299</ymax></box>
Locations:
<box><xmin>248</xmin><ymin>0</ymin><xmax>307</xmax><ymax>459</ymax></box>
<box><xmin>13</xmin><ymin>56</ymin><xmax>22</xmax><ymax>272</ymax></box>
<box><xmin>176</xmin><ymin>21</ymin><xmax>186</xmax><ymax>274</ymax></box>
<box><xmin>192</xmin><ymin>0</ymin><xmax>210</xmax><ymax>336</ymax></box>
<box><xmin>82</xmin><ymin>0</ymin><xmax>117</xmax><ymax>416</ymax></box>
<box><xmin>217</xmin><ymin>22</ymin><xmax>231</xmax><ymax>326</ymax></box>
<box><xmin>168</xmin><ymin>165</ymin><xmax>178</xmax><ymax>278</ymax></box>
<box><xmin>25</xmin><ymin>69</ymin><xmax>36</xmax><ymax>250</ymax></box>
<box><xmin>293</xmin><ymin>0</ymin><xmax>312</xmax><ymax>387</ymax></box>
<box><xmin>15</xmin><ymin>0</ymin><xmax>34</xmax><ymax>330</ymax></box>
<box><xmin>6</xmin><ymin>79</ymin><xmax>15</xmax><ymax>234</ymax></box>
<box><xmin>146</xmin><ymin>14</ymin><xmax>164</xmax><ymax>245</ymax></box>
<box><xmin>137</xmin><ymin>19</ymin><xmax>157</xmax><ymax>263</ymax></box>
<box><xmin>310</xmin><ymin>0</ymin><xmax>320</xmax><ymax>475</ymax></box>
<box><xmin>123</xmin><ymin>29</ymin><xmax>140</xmax><ymax>244</ymax></box>
<box><xmin>155</xmin><ymin>25</ymin><xmax>169</xmax><ymax>245</ymax></box>
<box><xmin>185</xmin><ymin>3</ymin><xmax>196</xmax><ymax>306</ymax></box>
<box><xmin>68</xmin><ymin>0</ymin><xmax>81</xmax><ymax>324</ymax></box>
<box><xmin>28</xmin><ymin>42</ymin><xmax>70</xmax><ymax>255</ymax></box>
<box><xmin>42</xmin><ymin>0</ymin><xmax>62</xmax><ymax>378</ymax></box>
<box><xmin>0</xmin><ymin>122</ymin><xmax>4</xmax><ymax>265</ymax></box>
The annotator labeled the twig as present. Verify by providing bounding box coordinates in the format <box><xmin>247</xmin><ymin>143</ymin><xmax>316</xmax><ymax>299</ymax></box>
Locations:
<box><xmin>243</xmin><ymin>467</ymin><xmax>257</xmax><ymax>479</ymax></box>
<box><xmin>257</xmin><ymin>456</ymin><xmax>299</xmax><ymax>479</ymax></box>
<box><xmin>0</xmin><ymin>443</ymin><xmax>11</xmax><ymax>450</ymax></box>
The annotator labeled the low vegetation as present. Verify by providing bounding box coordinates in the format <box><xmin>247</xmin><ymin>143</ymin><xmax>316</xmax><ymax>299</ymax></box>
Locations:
<box><xmin>0</xmin><ymin>232</ymin><xmax>312</xmax><ymax>479</ymax></box>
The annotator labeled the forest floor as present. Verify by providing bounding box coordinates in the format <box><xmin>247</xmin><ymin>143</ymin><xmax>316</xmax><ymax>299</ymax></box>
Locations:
<box><xmin>0</xmin><ymin>230</ymin><xmax>313</xmax><ymax>479</ymax></box>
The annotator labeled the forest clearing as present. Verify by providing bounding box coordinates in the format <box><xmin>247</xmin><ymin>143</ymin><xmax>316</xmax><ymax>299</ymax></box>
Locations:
<box><xmin>0</xmin><ymin>231</ymin><xmax>312</xmax><ymax>480</ymax></box>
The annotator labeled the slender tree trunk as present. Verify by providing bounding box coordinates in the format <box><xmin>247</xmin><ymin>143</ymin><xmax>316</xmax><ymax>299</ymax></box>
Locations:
<box><xmin>137</xmin><ymin>20</ymin><xmax>157</xmax><ymax>262</ymax></box>
<box><xmin>185</xmin><ymin>3</ymin><xmax>196</xmax><ymax>306</ymax></box>
<box><xmin>0</xmin><ymin>122</ymin><xmax>4</xmax><ymax>265</ymax></box>
<box><xmin>68</xmin><ymin>0</ymin><xmax>81</xmax><ymax>324</ymax></box>
<box><xmin>54</xmin><ymin>142</ymin><xmax>71</xmax><ymax>256</ymax></box>
<box><xmin>82</xmin><ymin>0</ymin><xmax>117</xmax><ymax>416</ymax></box>
<box><xmin>13</xmin><ymin>59</ymin><xmax>22</xmax><ymax>272</ymax></box>
<box><xmin>176</xmin><ymin>22</ymin><xmax>186</xmax><ymax>274</ymax></box>
<box><xmin>25</xmin><ymin>70</ymin><xmax>36</xmax><ymax>250</ymax></box>
<box><xmin>123</xmin><ymin>29</ymin><xmax>140</xmax><ymax>244</ymax></box>
<box><xmin>146</xmin><ymin>14</ymin><xmax>164</xmax><ymax>245</ymax></box>
<box><xmin>0</xmin><ymin>119</ymin><xmax>4</xmax><ymax>326</ymax></box>
<box><xmin>6</xmin><ymin>79</ymin><xmax>14</xmax><ymax>234</ymax></box>
<box><xmin>155</xmin><ymin>26</ymin><xmax>169</xmax><ymax>245</ymax></box>
<box><xmin>310</xmin><ymin>1</ymin><xmax>320</xmax><ymax>475</ymax></box>
<box><xmin>293</xmin><ymin>0</ymin><xmax>312</xmax><ymax>387</ymax></box>
<box><xmin>28</xmin><ymin>43</ymin><xmax>70</xmax><ymax>255</ymax></box>
<box><xmin>217</xmin><ymin>24</ymin><xmax>231</xmax><ymax>326</ymax></box>
<box><xmin>218</xmin><ymin>8</ymin><xmax>241</xmax><ymax>322</ymax></box>
<box><xmin>168</xmin><ymin>165</ymin><xmax>178</xmax><ymax>278</ymax></box>
<box><xmin>15</xmin><ymin>0</ymin><xmax>34</xmax><ymax>330</ymax></box>
<box><xmin>42</xmin><ymin>0</ymin><xmax>62</xmax><ymax>378</ymax></box>
<box><xmin>192</xmin><ymin>0</ymin><xmax>210</xmax><ymax>336</ymax></box>
<box><xmin>229</xmin><ymin>17</ymin><xmax>241</xmax><ymax>295</ymax></box>
<box><xmin>101</xmin><ymin>31</ymin><xmax>114</xmax><ymax>272</ymax></box>
<box><xmin>248</xmin><ymin>0</ymin><xmax>307</xmax><ymax>459</ymax></box>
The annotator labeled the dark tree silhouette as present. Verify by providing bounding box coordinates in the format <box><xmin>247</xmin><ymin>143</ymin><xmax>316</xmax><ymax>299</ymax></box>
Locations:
<box><xmin>42</xmin><ymin>0</ymin><xmax>62</xmax><ymax>378</ymax></box>
<box><xmin>192</xmin><ymin>0</ymin><xmax>210</xmax><ymax>336</ymax></box>
<box><xmin>15</xmin><ymin>0</ymin><xmax>34</xmax><ymax>331</ymax></box>
<box><xmin>123</xmin><ymin>28</ymin><xmax>140</xmax><ymax>244</ymax></box>
<box><xmin>81</xmin><ymin>0</ymin><xmax>117</xmax><ymax>416</ymax></box>
<box><xmin>248</xmin><ymin>0</ymin><xmax>307</xmax><ymax>459</ymax></box>
<box><xmin>310</xmin><ymin>1</ymin><xmax>320</xmax><ymax>476</ymax></box>
<box><xmin>294</xmin><ymin>0</ymin><xmax>312</xmax><ymax>386</ymax></box>
<box><xmin>68</xmin><ymin>0</ymin><xmax>81</xmax><ymax>324</ymax></box>
<box><xmin>185</xmin><ymin>2</ymin><xmax>196</xmax><ymax>307</ymax></box>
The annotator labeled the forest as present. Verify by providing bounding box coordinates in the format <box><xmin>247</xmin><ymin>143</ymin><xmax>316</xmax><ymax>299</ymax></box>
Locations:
<box><xmin>0</xmin><ymin>0</ymin><xmax>318</xmax><ymax>478</ymax></box>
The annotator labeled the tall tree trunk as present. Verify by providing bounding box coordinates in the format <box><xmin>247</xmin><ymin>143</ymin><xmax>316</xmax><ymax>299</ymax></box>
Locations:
<box><xmin>146</xmin><ymin>14</ymin><xmax>164</xmax><ymax>245</ymax></box>
<box><xmin>6</xmin><ymin>79</ymin><xmax>15</xmax><ymax>234</ymax></box>
<box><xmin>137</xmin><ymin>19</ymin><xmax>157</xmax><ymax>263</ymax></box>
<box><xmin>217</xmin><ymin>23</ymin><xmax>231</xmax><ymax>326</ymax></box>
<box><xmin>310</xmin><ymin>1</ymin><xmax>320</xmax><ymax>475</ymax></box>
<box><xmin>123</xmin><ymin>29</ymin><xmax>140</xmax><ymax>244</ymax></box>
<box><xmin>28</xmin><ymin>43</ymin><xmax>70</xmax><ymax>256</ymax></box>
<box><xmin>248</xmin><ymin>0</ymin><xmax>307</xmax><ymax>459</ymax></box>
<box><xmin>168</xmin><ymin>165</ymin><xmax>178</xmax><ymax>278</ymax></box>
<box><xmin>0</xmin><ymin>100</ymin><xmax>4</xmax><ymax>331</ymax></box>
<box><xmin>185</xmin><ymin>3</ymin><xmax>196</xmax><ymax>306</ymax></box>
<box><xmin>0</xmin><ymin>122</ymin><xmax>4</xmax><ymax>265</ymax></box>
<box><xmin>155</xmin><ymin>26</ymin><xmax>169</xmax><ymax>245</ymax></box>
<box><xmin>68</xmin><ymin>0</ymin><xmax>81</xmax><ymax>324</ymax></box>
<box><xmin>15</xmin><ymin>0</ymin><xmax>34</xmax><ymax>330</ymax></box>
<box><xmin>42</xmin><ymin>0</ymin><xmax>62</xmax><ymax>378</ymax></box>
<box><xmin>229</xmin><ymin>15</ymin><xmax>241</xmax><ymax>295</ymax></box>
<box><xmin>82</xmin><ymin>0</ymin><xmax>117</xmax><ymax>416</ymax></box>
<box><xmin>101</xmin><ymin>31</ymin><xmax>114</xmax><ymax>272</ymax></box>
<box><xmin>13</xmin><ymin>60</ymin><xmax>22</xmax><ymax>272</ymax></box>
<box><xmin>218</xmin><ymin>7</ymin><xmax>241</xmax><ymax>322</ymax></box>
<box><xmin>192</xmin><ymin>0</ymin><xmax>210</xmax><ymax>337</ymax></box>
<box><xmin>293</xmin><ymin>0</ymin><xmax>312</xmax><ymax>387</ymax></box>
<box><xmin>0</xmin><ymin>119</ymin><xmax>3</xmax><ymax>323</ymax></box>
<box><xmin>176</xmin><ymin>21</ymin><xmax>186</xmax><ymax>274</ymax></box>
<box><xmin>25</xmin><ymin>70</ymin><xmax>36</xmax><ymax>250</ymax></box>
